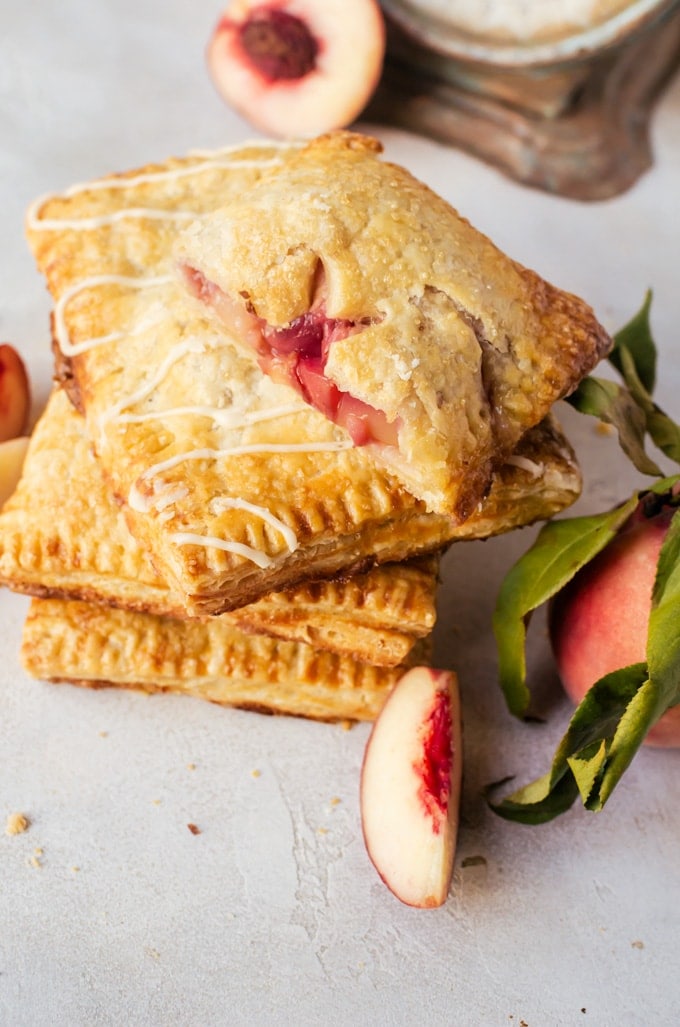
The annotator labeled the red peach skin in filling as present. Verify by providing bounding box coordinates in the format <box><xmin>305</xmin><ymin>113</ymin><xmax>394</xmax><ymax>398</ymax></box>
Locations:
<box><xmin>181</xmin><ymin>264</ymin><xmax>401</xmax><ymax>447</ymax></box>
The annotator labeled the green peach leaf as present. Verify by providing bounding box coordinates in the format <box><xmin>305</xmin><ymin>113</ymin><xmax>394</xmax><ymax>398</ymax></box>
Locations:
<box><xmin>609</xmin><ymin>331</ymin><xmax>680</xmax><ymax>466</ymax></box>
<box><xmin>588</xmin><ymin>676</ymin><xmax>666</xmax><ymax>810</ymax></box>
<box><xmin>490</xmin><ymin>663</ymin><xmax>650</xmax><ymax>823</ymax></box>
<box><xmin>646</xmin><ymin>508</ymin><xmax>680</xmax><ymax>714</ymax></box>
<box><xmin>609</xmin><ymin>289</ymin><xmax>655</xmax><ymax>393</ymax></box>
<box><xmin>568</xmin><ymin>293</ymin><xmax>680</xmax><ymax>469</ymax></box>
<box><xmin>490</xmin><ymin>770</ymin><xmax>580</xmax><ymax>826</ymax></box>
<box><xmin>567</xmin><ymin>739</ymin><xmax>608</xmax><ymax>805</ymax></box>
<box><xmin>646</xmin><ymin>408</ymin><xmax>680</xmax><ymax>465</ymax></box>
<box><xmin>493</xmin><ymin>496</ymin><xmax>639</xmax><ymax>717</ymax></box>
<box><xmin>566</xmin><ymin>376</ymin><xmax>661</xmax><ymax>476</ymax></box>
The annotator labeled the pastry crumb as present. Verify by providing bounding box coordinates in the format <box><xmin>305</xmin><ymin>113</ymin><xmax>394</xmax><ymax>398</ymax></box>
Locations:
<box><xmin>187</xmin><ymin>823</ymin><xmax>201</xmax><ymax>835</ymax></box>
<box><xmin>595</xmin><ymin>421</ymin><xmax>615</xmax><ymax>436</ymax></box>
<box><xmin>98</xmin><ymin>730</ymin><xmax>109</xmax><ymax>738</ymax></box>
<box><xmin>5</xmin><ymin>812</ymin><xmax>30</xmax><ymax>836</ymax></box>
<box><xmin>28</xmin><ymin>855</ymin><xmax>42</xmax><ymax>869</ymax></box>
<box><xmin>317</xmin><ymin>827</ymin><xmax>328</xmax><ymax>836</ymax></box>
<box><xmin>251</xmin><ymin>768</ymin><xmax>261</xmax><ymax>778</ymax></box>
<box><xmin>186</xmin><ymin>762</ymin><xmax>196</xmax><ymax>771</ymax></box>
<box><xmin>329</xmin><ymin>796</ymin><xmax>341</xmax><ymax>807</ymax></box>
<box><xmin>71</xmin><ymin>865</ymin><xmax>80</xmax><ymax>873</ymax></box>
<box><xmin>461</xmin><ymin>854</ymin><xmax>487</xmax><ymax>869</ymax></box>
<box><xmin>631</xmin><ymin>939</ymin><xmax>644</xmax><ymax>949</ymax></box>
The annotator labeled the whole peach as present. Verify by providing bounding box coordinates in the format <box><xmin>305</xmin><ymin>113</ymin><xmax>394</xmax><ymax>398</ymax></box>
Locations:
<box><xmin>549</xmin><ymin>496</ymin><xmax>680</xmax><ymax>747</ymax></box>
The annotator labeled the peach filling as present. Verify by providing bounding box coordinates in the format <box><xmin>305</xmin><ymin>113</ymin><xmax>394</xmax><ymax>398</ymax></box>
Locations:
<box><xmin>182</xmin><ymin>265</ymin><xmax>400</xmax><ymax>448</ymax></box>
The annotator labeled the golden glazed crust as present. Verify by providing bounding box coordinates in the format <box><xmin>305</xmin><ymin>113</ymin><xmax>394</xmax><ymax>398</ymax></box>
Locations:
<box><xmin>26</xmin><ymin>141</ymin><xmax>583</xmax><ymax>614</ymax></box>
<box><xmin>0</xmin><ymin>388</ymin><xmax>579</xmax><ymax>658</ymax></box>
<box><xmin>0</xmin><ymin>389</ymin><xmax>437</xmax><ymax>667</ymax></box>
<box><xmin>177</xmin><ymin>131</ymin><xmax>611</xmax><ymax>518</ymax></box>
<box><xmin>20</xmin><ymin>597</ymin><xmax>423</xmax><ymax>722</ymax></box>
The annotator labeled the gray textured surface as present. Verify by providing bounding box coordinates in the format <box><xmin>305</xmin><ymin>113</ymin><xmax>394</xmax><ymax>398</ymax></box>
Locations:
<box><xmin>1</xmin><ymin>4</ymin><xmax>680</xmax><ymax>1024</ymax></box>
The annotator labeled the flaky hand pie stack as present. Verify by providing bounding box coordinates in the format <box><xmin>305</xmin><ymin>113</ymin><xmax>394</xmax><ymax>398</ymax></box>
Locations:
<box><xmin>0</xmin><ymin>133</ymin><xmax>609</xmax><ymax>720</ymax></box>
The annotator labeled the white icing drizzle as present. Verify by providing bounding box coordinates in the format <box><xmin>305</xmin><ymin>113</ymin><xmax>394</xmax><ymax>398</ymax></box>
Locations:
<box><xmin>168</xmin><ymin>533</ymin><xmax>275</xmax><ymax>569</ymax></box>
<box><xmin>113</xmin><ymin>401</ymin><xmax>304</xmax><ymax>430</ymax></box>
<box><xmin>54</xmin><ymin>273</ymin><xmax>175</xmax><ymax>356</ymax></box>
<box><xmin>210</xmin><ymin>496</ymin><xmax>298</xmax><ymax>552</ymax></box>
<box><xmin>132</xmin><ymin>439</ymin><xmax>352</xmax><ymax>497</ymax></box>
<box><xmin>505</xmin><ymin>454</ymin><xmax>544</xmax><ymax>478</ymax></box>
<box><xmin>97</xmin><ymin>335</ymin><xmax>218</xmax><ymax>429</ymax></box>
<box><xmin>37</xmin><ymin>139</ymin><xmax>342</xmax><ymax>571</ymax></box>
<box><xmin>26</xmin><ymin>206</ymin><xmax>199</xmax><ymax>232</ymax></box>
<box><xmin>150</xmin><ymin>483</ymin><xmax>190</xmax><ymax>511</ymax></box>
<box><xmin>26</xmin><ymin>140</ymin><xmax>303</xmax><ymax>232</ymax></box>
<box><xmin>188</xmin><ymin>140</ymin><xmax>303</xmax><ymax>158</ymax></box>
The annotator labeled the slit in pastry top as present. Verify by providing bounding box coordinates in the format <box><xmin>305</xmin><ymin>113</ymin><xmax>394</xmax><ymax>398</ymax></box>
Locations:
<box><xmin>176</xmin><ymin>130</ymin><xmax>612</xmax><ymax>520</ymax></box>
<box><xmin>180</xmin><ymin>260</ymin><xmax>401</xmax><ymax>449</ymax></box>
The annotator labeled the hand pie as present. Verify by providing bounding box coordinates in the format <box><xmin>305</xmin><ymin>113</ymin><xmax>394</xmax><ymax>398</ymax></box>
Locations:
<box><xmin>0</xmin><ymin>389</ymin><xmax>437</xmax><ymax>667</ymax></box>
<box><xmin>0</xmin><ymin>388</ymin><xmax>578</xmax><ymax>664</ymax></box>
<box><xmin>26</xmin><ymin>140</ymin><xmax>583</xmax><ymax>615</ymax></box>
<box><xmin>21</xmin><ymin>598</ymin><xmax>423</xmax><ymax>722</ymax></box>
<box><xmin>176</xmin><ymin>131</ymin><xmax>611</xmax><ymax>518</ymax></box>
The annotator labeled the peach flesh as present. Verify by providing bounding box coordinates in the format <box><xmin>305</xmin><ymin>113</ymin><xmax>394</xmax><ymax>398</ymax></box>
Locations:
<box><xmin>360</xmin><ymin>667</ymin><xmax>461</xmax><ymax>908</ymax></box>
<box><xmin>550</xmin><ymin>498</ymin><xmax>680</xmax><ymax>747</ymax></box>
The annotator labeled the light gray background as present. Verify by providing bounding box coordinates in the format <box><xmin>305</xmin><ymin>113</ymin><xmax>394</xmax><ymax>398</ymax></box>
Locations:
<box><xmin>1</xmin><ymin>4</ymin><xmax>680</xmax><ymax>1024</ymax></box>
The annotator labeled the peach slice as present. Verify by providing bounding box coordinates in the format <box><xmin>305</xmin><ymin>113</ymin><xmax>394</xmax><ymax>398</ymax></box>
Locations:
<box><xmin>0</xmin><ymin>344</ymin><xmax>30</xmax><ymax>443</ymax></box>
<box><xmin>360</xmin><ymin>666</ymin><xmax>462</xmax><ymax>908</ymax></box>
<box><xmin>0</xmin><ymin>436</ymin><xmax>29</xmax><ymax>507</ymax></box>
<box><xmin>206</xmin><ymin>0</ymin><xmax>386</xmax><ymax>137</ymax></box>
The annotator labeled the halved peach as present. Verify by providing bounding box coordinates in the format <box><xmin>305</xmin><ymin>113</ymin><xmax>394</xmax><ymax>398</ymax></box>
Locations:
<box><xmin>206</xmin><ymin>0</ymin><xmax>386</xmax><ymax>137</ymax></box>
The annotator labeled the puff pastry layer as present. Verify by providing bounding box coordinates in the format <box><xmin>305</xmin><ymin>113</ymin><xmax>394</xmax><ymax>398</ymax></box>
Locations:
<box><xmin>177</xmin><ymin>131</ymin><xmax>611</xmax><ymax>518</ymax></box>
<box><xmin>26</xmin><ymin>140</ymin><xmax>583</xmax><ymax>614</ymax></box>
<box><xmin>21</xmin><ymin>598</ymin><xmax>421</xmax><ymax>722</ymax></box>
<box><xmin>0</xmin><ymin>389</ymin><xmax>438</xmax><ymax>667</ymax></box>
<box><xmin>0</xmin><ymin>386</ymin><xmax>581</xmax><ymax>642</ymax></box>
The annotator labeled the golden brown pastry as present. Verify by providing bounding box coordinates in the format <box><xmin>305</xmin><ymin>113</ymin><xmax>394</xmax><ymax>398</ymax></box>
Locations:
<box><xmin>25</xmin><ymin>140</ymin><xmax>584</xmax><ymax>614</ymax></box>
<box><xmin>0</xmin><ymin>386</ymin><xmax>580</xmax><ymax>641</ymax></box>
<box><xmin>21</xmin><ymin>597</ymin><xmax>422</xmax><ymax>722</ymax></box>
<box><xmin>176</xmin><ymin>131</ymin><xmax>611</xmax><ymax>518</ymax></box>
<box><xmin>0</xmin><ymin>389</ymin><xmax>437</xmax><ymax>667</ymax></box>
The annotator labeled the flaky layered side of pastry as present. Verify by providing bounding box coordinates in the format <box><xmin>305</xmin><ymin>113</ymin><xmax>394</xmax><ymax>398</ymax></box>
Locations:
<box><xmin>26</xmin><ymin>141</ymin><xmax>583</xmax><ymax>614</ymax></box>
<box><xmin>176</xmin><ymin>131</ymin><xmax>611</xmax><ymax>519</ymax></box>
<box><xmin>21</xmin><ymin>598</ymin><xmax>420</xmax><ymax>722</ymax></box>
<box><xmin>0</xmin><ymin>389</ymin><xmax>437</xmax><ymax>667</ymax></box>
<box><xmin>0</xmin><ymin>386</ymin><xmax>580</xmax><ymax>645</ymax></box>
